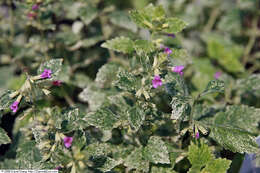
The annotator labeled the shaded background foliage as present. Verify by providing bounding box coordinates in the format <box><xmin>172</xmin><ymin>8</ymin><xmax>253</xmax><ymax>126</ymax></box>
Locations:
<box><xmin>0</xmin><ymin>0</ymin><xmax>260</xmax><ymax>172</ymax></box>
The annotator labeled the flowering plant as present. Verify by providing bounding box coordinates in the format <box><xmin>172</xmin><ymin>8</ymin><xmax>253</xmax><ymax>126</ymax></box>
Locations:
<box><xmin>0</xmin><ymin>1</ymin><xmax>260</xmax><ymax>173</ymax></box>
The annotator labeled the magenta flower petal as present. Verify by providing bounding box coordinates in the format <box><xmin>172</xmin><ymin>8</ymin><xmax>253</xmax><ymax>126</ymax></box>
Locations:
<box><xmin>55</xmin><ymin>166</ymin><xmax>62</xmax><ymax>170</ymax></box>
<box><xmin>52</xmin><ymin>80</ymin><xmax>62</xmax><ymax>86</ymax></box>
<box><xmin>164</xmin><ymin>47</ymin><xmax>172</xmax><ymax>55</ymax></box>
<box><xmin>172</xmin><ymin>65</ymin><xmax>185</xmax><ymax>75</ymax></box>
<box><xmin>167</xmin><ymin>33</ymin><xmax>176</xmax><ymax>38</ymax></box>
<box><xmin>195</xmin><ymin>132</ymin><xmax>199</xmax><ymax>139</ymax></box>
<box><xmin>10</xmin><ymin>101</ymin><xmax>19</xmax><ymax>113</ymax></box>
<box><xmin>152</xmin><ymin>75</ymin><xmax>162</xmax><ymax>88</ymax></box>
<box><xmin>40</xmin><ymin>69</ymin><xmax>52</xmax><ymax>79</ymax></box>
<box><xmin>32</xmin><ymin>4</ymin><xmax>39</xmax><ymax>10</ymax></box>
<box><xmin>63</xmin><ymin>136</ymin><xmax>73</xmax><ymax>148</ymax></box>
<box><xmin>214</xmin><ymin>72</ymin><xmax>221</xmax><ymax>79</ymax></box>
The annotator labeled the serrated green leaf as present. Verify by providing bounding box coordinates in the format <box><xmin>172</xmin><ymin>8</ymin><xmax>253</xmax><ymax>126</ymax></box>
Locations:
<box><xmin>134</xmin><ymin>40</ymin><xmax>156</xmax><ymax>55</ymax></box>
<box><xmin>99</xmin><ymin>157</ymin><xmax>123</xmax><ymax>172</ymax></box>
<box><xmin>127</xmin><ymin>106</ymin><xmax>145</xmax><ymax>132</ymax></box>
<box><xmin>95</xmin><ymin>63</ymin><xmax>120</xmax><ymax>88</ymax></box>
<box><xmin>85</xmin><ymin>108</ymin><xmax>119</xmax><ymax>130</ymax></box>
<box><xmin>201</xmin><ymin>80</ymin><xmax>224</xmax><ymax>96</ymax></box>
<box><xmin>209</xmin><ymin>124</ymin><xmax>258</xmax><ymax>153</ymax></box>
<box><xmin>129</xmin><ymin>4</ymin><xmax>165</xmax><ymax>30</ymax></box>
<box><xmin>214</xmin><ymin>105</ymin><xmax>260</xmax><ymax>134</ymax></box>
<box><xmin>201</xmin><ymin>158</ymin><xmax>231</xmax><ymax>173</ymax></box>
<box><xmin>236</xmin><ymin>74</ymin><xmax>260</xmax><ymax>97</ymax></box>
<box><xmin>0</xmin><ymin>127</ymin><xmax>11</xmax><ymax>145</ymax></box>
<box><xmin>144</xmin><ymin>136</ymin><xmax>170</xmax><ymax>164</ymax></box>
<box><xmin>101</xmin><ymin>37</ymin><xmax>134</xmax><ymax>54</ymax></box>
<box><xmin>162</xmin><ymin>17</ymin><xmax>188</xmax><ymax>34</ymax></box>
<box><xmin>37</xmin><ymin>59</ymin><xmax>63</xmax><ymax>80</ymax></box>
<box><xmin>114</xmin><ymin>69</ymin><xmax>140</xmax><ymax>92</ymax></box>
<box><xmin>170</xmin><ymin>96</ymin><xmax>191</xmax><ymax>121</ymax></box>
<box><xmin>86</xmin><ymin>142</ymin><xmax>111</xmax><ymax>158</ymax></box>
<box><xmin>188</xmin><ymin>142</ymin><xmax>213</xmax><ymax>172</ymax></box>
<box><xmin>124</xmin><ymin>147</ymin><xmax>149</xmax><ymax>172</ymax></box>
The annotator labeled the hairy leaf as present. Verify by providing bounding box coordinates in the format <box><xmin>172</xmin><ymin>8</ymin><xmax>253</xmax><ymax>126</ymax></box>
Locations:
<box><xmin>85</xmin><ymin>108</ymin><xmax>119</xmax><ymax>130</ymax></box>
<box><xmin>127</xmin><ymin>106</ymin><xmax>145</xmax><ymax>132</ymax></box>
<box><xmin>101</xmin><ymin>37</ymin><xmax>134</xmax><ymax>54</ymax></box>
<box><xmin>124</xmin><ymin>147</ymin><xmax>149</xmax><ymax>172</ymax></box>
<box><xmin>201</xmin><ymin>79</ymin><xmax>225</xmax><ymax>96</ymax></box>
<box><xmin>236</xmin><ymin>74</ymin><xmax>260</xmax><ymax>97</ymax></box>
<box><xmin>170</xmin><ymin>96</ymin><xmax>191</xmax><ymax>121</ymax></box>
<box><xmin>209</xmin><ymin>124</ymin><xmax>258</xmax><ymax>153</ymax></box>
<box><xmin>95</xmin><ymin>63</ymin><xmax>120</xmax><ymax>88</ymax></box>
<box><xmin>144</xmin><ymin>136</ymin><xmax>170</xmax><ymax>164</ymax></box>
<box><xmin>201</xmin><ymin>158</ymin><xmax>231</xmax><ymax>173</ymax></box>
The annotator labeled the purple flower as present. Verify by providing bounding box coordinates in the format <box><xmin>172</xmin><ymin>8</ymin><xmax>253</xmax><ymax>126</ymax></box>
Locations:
<box><xmin>214</xmin><ymin>72</ymin><xmax>221</xmax><ymax>79</ymax></box>
<box><xmin>63</xmin><ymin>136</ymin><xmax>73</xmax><ymax>148</ymax></box>
<box><xmin>10</xmin><ymin>101</ymin><xmax>19</xmax><ymax>113</ymax></box>
<box><xmin>32</xmin><ymin>4</ymin><xmax>39</xmax><ymax>11</ymax></box>
<box><xmin>40</xmin><ymin>69</ymin><xmax>52</xmax><ymax>79</ymax></box>
<box><xmin>52</xmin><ymin>80</ymin><xmax>62</xmax><ymax>86</ymax></box>
<box><xmin>164</xmin><ymin>47</ymin><xmax>172</xmax><ymax>55</ymax></box>
<box><xmin>172</xmin><ymin>65</ymin><xmax>185</xmax><ymax>76</ymax></box>
<box><xmin>195</xmin><ymin>132</ymin><xmax>199</xmax><ymax>139</ymax></box>
<box><xmin>152</xmin><ymin>75</ymin><xmax>162</xmax><ymax>88</ymax></box>
<box><xmin>167</xmin><ymin>33</ymin><xmax>175</xmax><ymax>38</ymax></box>
<box><xmin>55</xmin><ymin>166</ymin><xmax>62</xmax><ymax>170</ymax></box>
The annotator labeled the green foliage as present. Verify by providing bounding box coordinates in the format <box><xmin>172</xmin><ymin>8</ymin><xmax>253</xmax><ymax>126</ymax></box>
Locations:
<box><xmin>188</xmin><ymin>142</ymin><xmax>231</xmax><ymax>173</ymax></box>
<box><xmin>101</xmin><ymin>37</ymin><xmax>134</xmax><ymax>54</ymax></box>
<box><xmin>0</xmin><ymin>1</ymin><xmax>259</xmax><ymax>173</ymax></box>
<box><xmin>0</xmin><ymin>127</ymin><xmax>11</xmax><ymax>145</ymax></box>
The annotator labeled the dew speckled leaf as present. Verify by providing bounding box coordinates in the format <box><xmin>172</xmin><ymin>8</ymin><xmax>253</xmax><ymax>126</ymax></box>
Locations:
<box><xmin>201</xmin><ymin>79</ymin><xmax>224</xmax><ymax>96</ymax></box>
<box><xmin>114</xmin><ymin>69</ymin><xmax>139</xmax><ymax>92</ymax></box>
<box><xmin>99</xmin><ymin>157</ymin><xmax>123</xmax><ymax>172</ymax></box>
<box><xmin>86</xmin><ymin>143</ymin><xmax>111</xmax><ymax>158</ymax></box>
<box><xmin>214</xmin><ymin>105</ymin><xmax>260</xmax><ymax>134</ymax></box>
<box><xmin>95</xmin><ymin>63</ymin><xmax>120</xmax><ymax>88</ymax></box>
<box><xmin>101</xmin><ymin>37</ymin><xmax>134</xmax><ymax>54</ymax></box>
<box><xmin>127</xmin><ymin>106</ymin><xmax>145</xmax><ymax>132</ymax></box>
<box><xmin>170</xmin><ymin>96</ymin><xmax>191</xmax><ymax>121</ymax></box>
<box><xmin>144</xmin><ymin>136</ymin><xmax>170</xmax><ymax>164</ymax></box>
<box><xmin>209</xmin><ymin>124</ymin><xmax>258</xmax><ymax>153</ymax></box>
<box><xmin>85</xmin><ymin>108</ymin><xmax>119</xmax><ymax>130</ymax></box>
<box><xmin>124</xmin><ymin>147</ymin><xmax>149</xmax><ymax>172</ymax></box>
<box><xmin>79</xmin><ymin>6</ymin><xmax>98</xmax><ymax>26</ymax></box>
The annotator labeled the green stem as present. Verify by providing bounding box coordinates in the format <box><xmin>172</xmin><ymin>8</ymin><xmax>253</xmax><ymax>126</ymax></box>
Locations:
<box><xmin>203</xmin><ymin>7</ymin><xmax>220</xmax><ymax>32</ymax></box>
<box><xmin>242</xmin><ymin>16</ymin><xmax>258</xmax><ymax>65</ymax></box>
